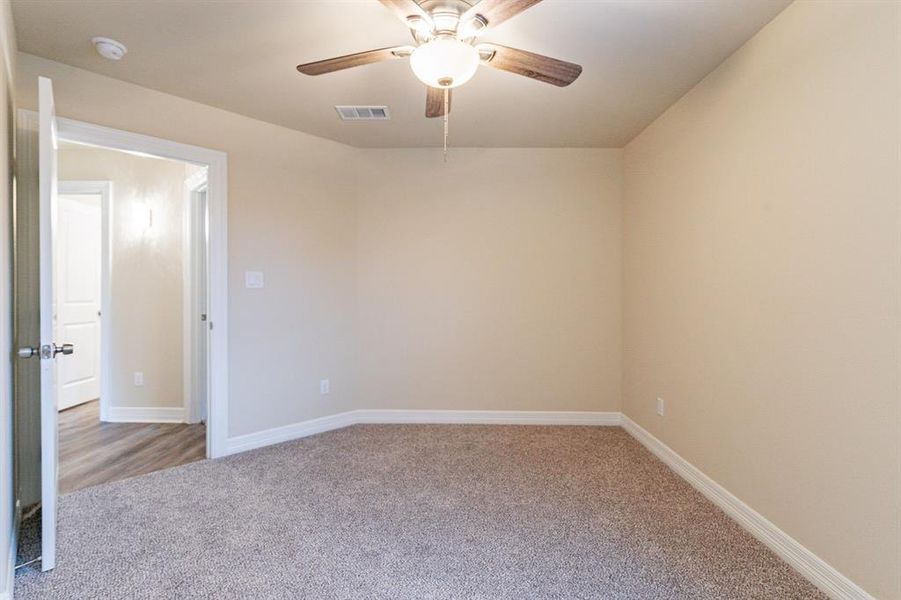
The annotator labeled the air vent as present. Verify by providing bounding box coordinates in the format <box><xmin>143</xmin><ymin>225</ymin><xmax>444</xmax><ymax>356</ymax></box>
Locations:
<box><xmin>335</xmin><ymin>105</ymin><xmax>390</xmax><ymax>121</ymax></box>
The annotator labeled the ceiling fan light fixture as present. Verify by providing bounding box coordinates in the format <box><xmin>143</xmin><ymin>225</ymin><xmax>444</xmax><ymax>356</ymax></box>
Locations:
<box><xmin>409</xmin><ymin>38</ymin><xmax>479</xmax><ymax>89</ymax></box>
<box><xmin>405</xmin><ymin>15</ymin><xmax>433</xmax><ymax>37</ymax></box>
<box><xmin>458</xmin><ymin>15</ymin><xmax>488</xmax><ymax>40</ymax></box>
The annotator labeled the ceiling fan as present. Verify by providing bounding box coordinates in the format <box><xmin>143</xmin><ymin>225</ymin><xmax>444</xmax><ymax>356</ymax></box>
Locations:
<box><xmin>296</xmin><ymin>0</ymin><xmax>583</xmax><ymax>120</ymax></box>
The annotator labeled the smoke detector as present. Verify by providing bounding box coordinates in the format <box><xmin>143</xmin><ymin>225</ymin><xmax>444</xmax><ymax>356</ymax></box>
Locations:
<box><xmin>92</xmin><ymin>37</ymin><xmax>127</xmax><ymax>61</ymax></box>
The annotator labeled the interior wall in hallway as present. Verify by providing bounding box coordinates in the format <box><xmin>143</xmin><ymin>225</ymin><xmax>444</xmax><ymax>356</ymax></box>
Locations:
<box><xmin>622</xmin><ymin>1</ymin><xmax>900</xmax><ymax>597</ymax></box>
<box><xmin>58</xmin><ymin>145</ymin><xmax>188</xmax><ymax>413</ymax></box>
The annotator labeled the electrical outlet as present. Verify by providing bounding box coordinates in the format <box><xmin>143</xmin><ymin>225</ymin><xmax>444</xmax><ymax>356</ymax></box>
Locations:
<box><xmin>134</xmin><ymin>371</ymin><xmax>144</xmax><ymax>387</ymax></box>
<box><xmin>319</xmin><ymin>379</ymin><xmax>330</xmax><ymax>395</ymax></box>
<box><xmin>656</xmin><ymin>397</ymin><xmax>665</xmax><ymax>416</ymax></box>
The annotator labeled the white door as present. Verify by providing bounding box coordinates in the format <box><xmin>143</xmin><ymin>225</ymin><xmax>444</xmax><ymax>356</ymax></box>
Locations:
<box><xmin>54</xmin><ymin>194</ymin><xmax>102</xmax><ymax>411</ymax></box>
<box><xmin>38</xmin><ymin>76</ymin><xmax>60</xmax><ymax>571</ymax></box>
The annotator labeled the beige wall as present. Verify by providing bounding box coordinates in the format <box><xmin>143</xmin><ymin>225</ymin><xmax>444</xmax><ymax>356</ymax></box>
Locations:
<box><xmin>18</xmin><ymin>53</ymin><xmax>626</xmax><ymax>438</ymax></box>
<box><xmin>0</xmin><ymin>0</ymin><xmax>13</xmax><ymax>594</ymax></box>
<box><xmin>17</xmin><ymin>52</ymin><xmax>360</xmax><ymax>437</ymax></box>
<box><xmin>622</xmin><ymin>1</ymin><xmax>901</xmax><ymax>598</ymax></box>
<box><xmin>58</xmin><ymin>145</ymin><xmax>189</xmax><ymax>410</ymax></box>
<box><xmin>354</xmin><ymin>148</ymin><xmax>622</xmax><ymax>413</ymax></box>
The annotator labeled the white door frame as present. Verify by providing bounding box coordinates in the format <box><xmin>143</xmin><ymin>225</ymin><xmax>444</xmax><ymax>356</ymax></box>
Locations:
<box><xmin>57</xmin><ymin>180</ymin><xmax>111</xmax><ymax>418</ymax></box>
<box><xmin>52</xmin><ymin>116</ymin><xmax>229</xmax><ymax>459</ymax></box>
<box><xmin>38</xmin><ymin>77</ymin><xmax>59</xmax><ymax>572</ymax></box>
<box><xmin>183</xmin><ymin>170</ymin><xmax>207</xmax><ymax>424</ymax></box>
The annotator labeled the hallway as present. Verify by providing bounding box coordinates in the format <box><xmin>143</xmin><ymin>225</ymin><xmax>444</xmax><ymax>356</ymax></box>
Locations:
<box><xmin>59</xmin><ymin>400</ymin><xmax>206</xmax><ymax>494</ymax></box>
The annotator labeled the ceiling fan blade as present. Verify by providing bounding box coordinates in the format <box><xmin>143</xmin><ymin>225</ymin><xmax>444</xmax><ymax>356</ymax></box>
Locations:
<box><xmin>426</xmin><ymin>87</ymin><xmax>451</xmax><ymax>118</ymax></box>
<box><xmin>477</xmin><ymin>43</ymin><xmax>582</xmax><ymax>87</ymax></box>
<box><xmin>461</xmin><ymin>0</ymin><xmax>543</xmax><ymax>36</ymax></box>
<box><xmin>378</xmin><ymin>0</ymin><xmax>433</xmax><ymax>30</ymax></box>
<box><xmin>297</xmin><ymin>46</ymin><xmax>413</xmax><ymax>76</ymax></box>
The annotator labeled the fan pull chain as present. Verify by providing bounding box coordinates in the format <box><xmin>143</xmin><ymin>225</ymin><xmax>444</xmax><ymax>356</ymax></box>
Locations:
<box><xmin>443</xmin><ymin>87</ymin><xmax>449</xmax><ymax>163</ymax></box>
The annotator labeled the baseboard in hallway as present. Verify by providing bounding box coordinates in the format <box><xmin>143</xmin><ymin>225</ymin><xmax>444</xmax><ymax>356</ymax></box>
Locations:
<box><xmin>103</xmin><ymin>405</ymin><xmax>186</xmax><ymax>423</ymax></box>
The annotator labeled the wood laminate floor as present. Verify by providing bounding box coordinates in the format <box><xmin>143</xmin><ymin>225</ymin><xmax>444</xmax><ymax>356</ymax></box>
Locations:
<box><xmin>59</xmin><ymin>400</ymin><xmax>206</xmax><ymax>494</ymax></box>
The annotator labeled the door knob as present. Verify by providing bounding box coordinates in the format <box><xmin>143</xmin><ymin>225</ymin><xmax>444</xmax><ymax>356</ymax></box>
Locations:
<box><xmin>53</xmin><ymin>343</ymin><xmax>74</xmax><ymax>357</ymax></box>
<box><xmin>17</xmin><ymin>347</ymin><xmax>38</xmax><ymax>359</ymax></box>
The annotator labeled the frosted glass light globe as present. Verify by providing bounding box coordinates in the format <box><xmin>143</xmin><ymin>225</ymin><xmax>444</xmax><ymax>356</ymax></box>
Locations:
<box><xmin>410</xmin><ymin>38</ymin><xmax>479</xmax><ymax>89</ymax></box>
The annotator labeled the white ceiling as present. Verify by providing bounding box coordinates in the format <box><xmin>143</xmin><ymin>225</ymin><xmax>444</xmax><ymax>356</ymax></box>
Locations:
<box><xmin>12</xmin><ymin>0</ymin><xmax>790</xmax><ymax>148</ymax></box>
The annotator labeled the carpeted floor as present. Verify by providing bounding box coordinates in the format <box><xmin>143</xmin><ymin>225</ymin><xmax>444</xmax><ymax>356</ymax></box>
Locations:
<box><xmin>15</xmin><ymin>425</ymin><xmax>825</xmax><ymax>599</ymax></box>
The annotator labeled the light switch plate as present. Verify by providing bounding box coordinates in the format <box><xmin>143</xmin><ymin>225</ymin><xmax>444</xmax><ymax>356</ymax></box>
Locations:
<box><xmin>245</xmin><ymin>271</ymin><xmax>264</xmax><ymax>289</ymax></box>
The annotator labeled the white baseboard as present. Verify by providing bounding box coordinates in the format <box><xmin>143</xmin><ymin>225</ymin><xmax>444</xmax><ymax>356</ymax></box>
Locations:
<box><xmin>354</xmin><ymin>409</ymin><xmax>622</xmax><ymax>426</ymax></box>
<box><xmin>225</xmin><ymin>411</ymin><xmax>358</xmax><ymax>455</ymax></box>
<box><xmin>225</xmin><ymin>409</ymin><xmax>621</xmax><ymax>455</ymax></box>
<box><xmin>103</xmin><ymin>406</ymin><xmax>186</xmax><ymax>423</ymax></box>
<box><xmin>621</xmin><ymin>415</ymin><xmax>872</xmax><ymax>600</ymax></box>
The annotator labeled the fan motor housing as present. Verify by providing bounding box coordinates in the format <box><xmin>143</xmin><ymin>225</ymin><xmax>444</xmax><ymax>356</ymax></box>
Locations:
<box><xmin>420</xmin><ymin>0</ymin><xmax>477</xmax><ymax>37</ymax></box>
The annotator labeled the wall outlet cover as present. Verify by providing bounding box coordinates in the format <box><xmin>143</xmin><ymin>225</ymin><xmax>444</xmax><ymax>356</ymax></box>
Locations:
<box><xmin>320</xmin><ymin>379</ymin><xmax>330</xmax><ymax>395</ymax></box>
<box><xmin>245</xmin><ymin>271</ymin><xmax>265</xmax><ymax>289</ymax></box>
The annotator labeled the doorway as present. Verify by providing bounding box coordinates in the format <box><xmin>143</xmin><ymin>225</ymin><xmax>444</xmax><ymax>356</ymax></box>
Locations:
<box><xmin>12</xmin><ymin>76</ymin><xmax>229</xmax><ymax>574</ymax></box>
<box><xmin>52</xmin><ymin>116</ymin><xmax>229</xmax><ymax>457</ymax></box>
<box><xmin>53</xmin><ymin>153</ymin><xmax>209</xmax><ymax>495</ymax></box>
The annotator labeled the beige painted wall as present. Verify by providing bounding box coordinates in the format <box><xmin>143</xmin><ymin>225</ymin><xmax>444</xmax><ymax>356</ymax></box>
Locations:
<box><xmin>17</xmin><ymin>52</ymin><xmax>360</xmax><ymax>437</ymax></box>
<box><xmin>0</xmin><ymin>0</ymin><xmax>13</xmax><ymax>594</ymax></box>
<box><xmin>58</xmin><ymin>145</ymin><xmax>188</xmax><ymax>410</ymax></box>
<box><xmin>354</xmin><ymin>148</ymin><xmax>622</xmax><ymax>412</ymax></box>
<box><xmin>18</xmin><ymin>53</ymin><xmax>626</xmax><ymax>438</ymax></box>
<box><xmin>622</xmin><ymin>1</ymin><xmax>901</xmax><ymax>597</ymax></box>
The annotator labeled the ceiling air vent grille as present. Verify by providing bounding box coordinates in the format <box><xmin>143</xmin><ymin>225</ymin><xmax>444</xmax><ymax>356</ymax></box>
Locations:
<box><xmin>335</xmin><ymin>105</ymin><xmax>390</xmax><ymax>121</ymax></box>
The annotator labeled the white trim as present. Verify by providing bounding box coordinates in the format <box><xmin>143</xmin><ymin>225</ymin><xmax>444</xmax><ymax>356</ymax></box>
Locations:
<box><xmin>46</xmin><ymin>113</ymin><xmax>229</xmax><ymax>459</ymax></box>
<box><xmin>353</xmin><ymin>409</ymin><xmax>622</xmax><ymax>426</ymax></box>
<box><xmin>226</xmin><ymin>411</ymin><xmax>358</xmax><ymax>455</ymax></box>
<box><xmin>57</xmin><ymin>180</ymin><xmax>112</xmax><ymax>420</ymax></box>
<box><xmin>38</xmin><ymin>76</ymin><xmax>58</xmax><ymax>572</ymax></box>
<box><xmin>621</xmin><ymin>415</ymin><xmax>873</xmax><ymax>600</ymax></box>
<box><xmin>104</xmin><ymin>406</ymin><xmax>186</xmax><ymax>423</ymax></box>
<box><xmin>0</xmin><ymin>503</ymin><xmax>16</xmax><ymax>600</ymax></box>
<box><xmin>225</xmin><ymin>410</ymin><xmax>622</xmax><ymax>455</ymax></box>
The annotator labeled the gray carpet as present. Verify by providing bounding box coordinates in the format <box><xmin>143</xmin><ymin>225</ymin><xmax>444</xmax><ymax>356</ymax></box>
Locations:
<box><xmin>16</xmin><ymin>425</ymin><xmax>825</xmax><ymax>599</ymax></box>
<box><xmin>14</xmin><ymin>506</ymin><xmax>40</xmax><ymax>568</ymax></box>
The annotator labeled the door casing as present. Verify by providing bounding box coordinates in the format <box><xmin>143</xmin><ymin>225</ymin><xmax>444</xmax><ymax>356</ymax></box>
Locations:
<box><xmin>51</xmin><ymin>116</ymin><xmax>229</xmax><ymax>459</ymax></box>
<box><xmin>183</xmin><ymin>170</ymin><xmax>208</xmax><ymax>425</ymax></box>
